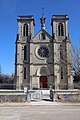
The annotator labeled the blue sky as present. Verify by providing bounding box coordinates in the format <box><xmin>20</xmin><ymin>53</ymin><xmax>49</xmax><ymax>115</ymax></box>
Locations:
<box><xmin>0</xmin><ymin>0</ymin><xmax>80</xmax><ymax>75</ymax></box>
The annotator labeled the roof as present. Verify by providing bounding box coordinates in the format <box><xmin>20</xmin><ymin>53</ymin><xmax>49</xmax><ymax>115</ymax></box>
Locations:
<box><xmin>32</xmin><ymin>28</ymin><xmax>52</xmax><ymax>42</ymax></box>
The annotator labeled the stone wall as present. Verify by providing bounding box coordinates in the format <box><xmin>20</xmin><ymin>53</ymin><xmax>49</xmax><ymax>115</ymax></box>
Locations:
<box><xmin>0</xmin><ymin>93</ymin><xmax>27</xmax><ymax>103</ymax></box>
<box><xmin>0</xmin><ymin>89</ymin><xmax>80</xmax><ymax>102</ymax></box>
<box><xmin>54</xmin><ymin>90</ymin><xmax>80</xmax><ymax>102</ymax></box>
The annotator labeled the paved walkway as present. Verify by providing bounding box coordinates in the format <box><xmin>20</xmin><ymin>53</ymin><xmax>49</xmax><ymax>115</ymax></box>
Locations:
<box><xmin>0</xmin><ymin>101</ymin><xmax>80</xmax><ymax>106</ymax></box>
<box><xmin>0</xmin><ymin>103</ymin><xmax>80</xmax><ymax>120</ymax></box>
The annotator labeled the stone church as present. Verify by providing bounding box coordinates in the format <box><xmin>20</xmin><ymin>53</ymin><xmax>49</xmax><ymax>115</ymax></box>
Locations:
<box><xmin>15</xmin><ymin>14</ymin><xmax>73</xmax><ymax>90</ymax></box>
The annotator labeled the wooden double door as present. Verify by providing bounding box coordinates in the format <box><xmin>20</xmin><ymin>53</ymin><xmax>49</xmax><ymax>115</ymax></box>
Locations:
<box><xmin>40</xmin><ymin>76</ymin><xmax>47</xmax><ymax>88</ymax></box>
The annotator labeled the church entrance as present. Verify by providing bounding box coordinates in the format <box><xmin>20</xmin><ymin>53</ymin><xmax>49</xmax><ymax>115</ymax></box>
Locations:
<box><xmin>40</xmin><ymin>76</ymin><xmax>47</xmax><ymax>88</ymax></box>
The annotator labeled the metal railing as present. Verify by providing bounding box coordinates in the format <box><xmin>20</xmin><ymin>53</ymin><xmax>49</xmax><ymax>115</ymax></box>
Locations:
<box><xmin>0</xmin><ymin>84</ymin><xmax>16</xmax><ymax>89</ymax></box>
<box><xmin>0</xmin><ymin>83</ymin><xmax>79</xmax><ymax>90</ymax></box>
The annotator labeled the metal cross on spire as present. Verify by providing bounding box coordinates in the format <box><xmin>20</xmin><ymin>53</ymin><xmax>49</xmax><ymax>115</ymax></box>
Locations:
<box><xmin>40</xmin><ymin>0</ymin><xmax>46</xmax><ymax>29</ymax></box>
<box><xmin>42</xmin><ymin>0</ymin><xmax>44</xmax><ymax>16</ymax></box>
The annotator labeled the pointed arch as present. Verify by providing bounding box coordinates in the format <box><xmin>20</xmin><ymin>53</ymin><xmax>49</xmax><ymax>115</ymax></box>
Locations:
<box><xmin>24</xmin><ymin>67</ymin><xmax>26</xmax><ymax>79</ymax></box>
<box><xmin>60</xmin><ymin>44</ymin><xmax>63</xmax><ymax>59</ymax></box>
<box><xmin>58</xmin><ymin>23</ymin><xmax>60</xmax><ymax>36</ymax></box>
<box><xmin>61</xmin><ymin>23</ymin><xmax>64</xmax><ymax>36</ymax></box>
<box><xmin>23</xmin><ymin>24</ymin><xmax>28</xmax><ymax>36</ymax></box>
<box><xmin>58</xmin><ymin>23</ymin><xmax>64</xmax><ymax>36</ymax></box>
<box><xmin>61</xmin><ymin>66</ymin><xmax>63</xmax><ymax>79</ymax></box>
<box><xmin>36</xmin><ymin>66</ymin><xmax>50</xmax><ymax>76</ymax></box>
<box><xmin>24</xmin><ymin>45</ymin><xmax>27</xmax><ymax>60</ymax></box>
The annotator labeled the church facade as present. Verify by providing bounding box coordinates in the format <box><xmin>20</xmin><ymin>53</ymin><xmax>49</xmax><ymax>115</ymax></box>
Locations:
<box><xmin>15</xmin><ymin>15</ymin><xmax>73</xmax><ymax>90</ymax></box>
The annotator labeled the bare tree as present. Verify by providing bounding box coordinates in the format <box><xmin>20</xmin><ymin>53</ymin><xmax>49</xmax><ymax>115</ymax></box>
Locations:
<box><xmin>0</xmin><ymin>73</ymin><xmax>15</xmax><ymax>89</ymax></box>
<box><xmin>71</xmin><ymin>41</ymin><xmax>80</xmax><ymax>83</ymax></box>
<box><xmin>0</xmin><ymin>65</ymin><xmax>2</xmax><ymax>75</ymax></box>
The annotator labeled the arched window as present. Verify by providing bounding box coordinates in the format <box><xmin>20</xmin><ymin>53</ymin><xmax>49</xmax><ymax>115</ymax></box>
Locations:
<box><xmin>58</xmin><ymin>23</ymin><xmax>64</xmax><ymax>36</ymax></box>
<box><xmin>24</xmin><ymin>67</ymin><xmax>26</xmax><ymax>79</ymax></box>
<box><xmin>60</xmin><ymin>45</ymin><xmax>63</xmax><ymax>59</ymax></box>
<box><xmin>61</xmin><ymin>24</ymin><xmax>64</xmax><ymax>36</ymax></box>
<box><xmin>23</xmin><ymin>24</ymin><xmax>28</xmax><ymax>36</ymax></box>
<box><xmin>41</xmin><ymin>32</ymin><xmax>45</xmax><ymax>40</ymax></box>
<box><xmin>58</xmin><ymin>24</ymin><xmax>60</xmax><ymax>36</ymax></box>
<box><xmin>61</xmin><ymin>67</ymin><xmax>63</xmax><ymax>79</ymax></box>
<box><xmin>24</xmin><ymin>45</ymin><xmax>27</xmax><ymax>60</ymax></box>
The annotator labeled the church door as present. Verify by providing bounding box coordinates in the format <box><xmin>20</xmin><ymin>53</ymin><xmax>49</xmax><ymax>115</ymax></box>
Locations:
<box><xmin>40</xmin><ymin>76</ymin><xmax>47</xmax><ymax>88</ymax></box>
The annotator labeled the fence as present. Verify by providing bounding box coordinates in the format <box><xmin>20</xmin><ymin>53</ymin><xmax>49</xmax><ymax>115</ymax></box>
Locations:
<box><xmin>0</xmin><ymin>83</ymin><xmax>80</xmax><ymax>90</ymax></box>
<box><xmin>0</xmin><ymin>84</ymin><xmax>16</xmax><ymax>89</ymax></box>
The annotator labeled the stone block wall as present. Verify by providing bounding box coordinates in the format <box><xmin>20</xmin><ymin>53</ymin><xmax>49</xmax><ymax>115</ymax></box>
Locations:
<box><xmin>0</xmin><ymin>93</ymin><xmax>26</xmax><ymax>103</ymax></box>
<box><xmin>54</xmin><ymin>90</ymin><xmax>80</xmax><ymax>102</ymax></box>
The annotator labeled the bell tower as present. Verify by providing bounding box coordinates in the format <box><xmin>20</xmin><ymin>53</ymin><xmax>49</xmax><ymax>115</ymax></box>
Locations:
<box><xmin>51</xmin><ymin>15</ymin><xmax>69</xmax><ymax>40</ymax></box>
<box><xmin>51</xmin><ymin>15</ymin><xmax>73</xmax><ymax>89</ymax></box>
<box><xmin>15</xmin><ymin>16</ymin><xmax>35</xmax><ymax>89</ymax></box>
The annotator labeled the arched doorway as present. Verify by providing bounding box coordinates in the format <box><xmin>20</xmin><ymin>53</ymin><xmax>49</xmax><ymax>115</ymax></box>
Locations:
<box><xmin>40</xmin><ymin>76</ymin><xmax>47</xmax><ymax>88</ymax></box>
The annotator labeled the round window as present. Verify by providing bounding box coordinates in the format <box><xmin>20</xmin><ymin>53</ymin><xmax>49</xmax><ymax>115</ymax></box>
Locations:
<box><xmin>37</xmin><ymin>46</ymin><xmax>49</xmax><ymax>58</ymax></box>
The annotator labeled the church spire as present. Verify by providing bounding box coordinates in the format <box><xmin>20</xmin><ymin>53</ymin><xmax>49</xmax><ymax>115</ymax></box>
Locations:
<box><xmin>40</xmin><ymin>0</ymin><xmax>46</xmax><ymax>29</ymax></box>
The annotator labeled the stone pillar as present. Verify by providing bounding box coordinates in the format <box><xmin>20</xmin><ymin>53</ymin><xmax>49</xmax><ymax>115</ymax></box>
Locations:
<box><xmin>67</xmin><ymin>65</ymin><xmax>73</xmax><ymax>89</ymax></box>
<box><xmin>66</xmin><ymin>41</ymin><xmax>73</xmax><ymax>89</ymax></box>
<box><xmin>16</xmin><ymin>76</ymin><xmax>21</xmax><ymax>90</ymax></box>
<box><xmin>54</xmin><ymin>65</ymin><xmax>60</xmax><ymax>90</ymax></box>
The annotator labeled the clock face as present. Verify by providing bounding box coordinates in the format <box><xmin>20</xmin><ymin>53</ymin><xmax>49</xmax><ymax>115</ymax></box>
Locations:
<box><xmin>37</xmin><ymin>46</ymin><xmax>49</xmax><ymax>58</ymax></box>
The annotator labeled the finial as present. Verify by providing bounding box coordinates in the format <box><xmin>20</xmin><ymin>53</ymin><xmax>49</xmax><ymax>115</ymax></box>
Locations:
<box><xmin>40</xmin><ymin>0</ymin><xmax>46</xmax><ymax>29</ymax></box>
<box><xmin>42</xmin><ymin>0</ymin><xmax>44</xmax><ymax>16</ymax></box>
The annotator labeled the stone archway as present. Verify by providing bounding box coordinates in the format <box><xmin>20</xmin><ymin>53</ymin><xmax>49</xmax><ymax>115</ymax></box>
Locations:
<box><xmin>36</xmin><ymin>66</ymin><xmax>50</xmax><ymax>88</ymax></box>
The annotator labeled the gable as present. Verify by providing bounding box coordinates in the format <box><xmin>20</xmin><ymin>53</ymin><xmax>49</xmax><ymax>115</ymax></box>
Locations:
<box><xmin>32</xmin><ymin>29</ymin><xmax>52</xmax><ymax>43</ymax></box>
